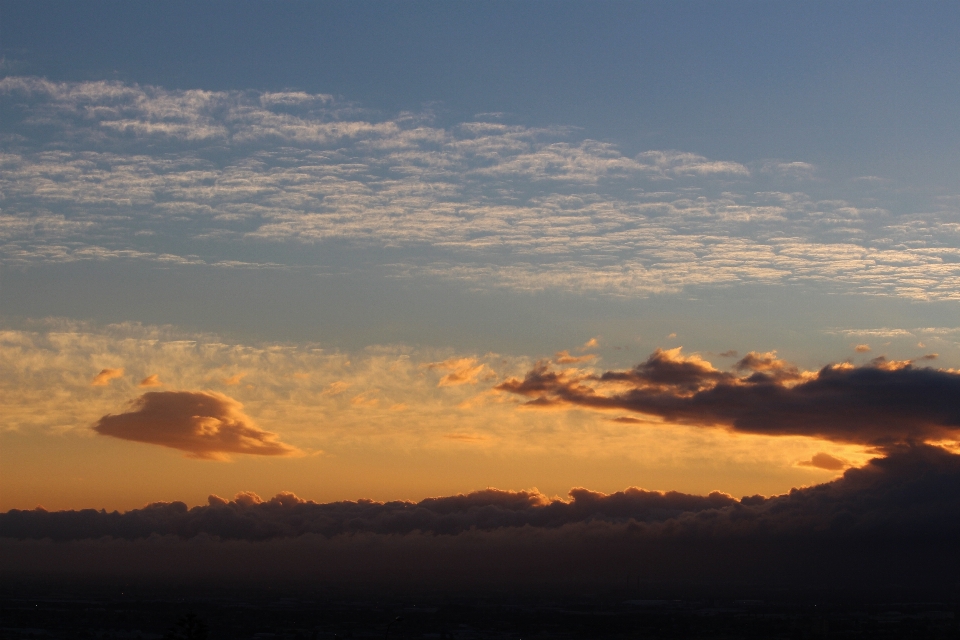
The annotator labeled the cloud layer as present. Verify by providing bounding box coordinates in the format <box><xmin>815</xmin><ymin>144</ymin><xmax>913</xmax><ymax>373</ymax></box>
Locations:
<box><xmin>2</xmin><ymin>77</ymin><xmax>959</xmax><ymax>300</ymax></box>
<box><xmin>497</xmin><ymin>348</ymin><xmax>960</xmax><ymax>446</ymax></box>
<box><xmin>93</xmin><ymin>390</ymin><xmax>298</xmax><ymax>459</ymax></box>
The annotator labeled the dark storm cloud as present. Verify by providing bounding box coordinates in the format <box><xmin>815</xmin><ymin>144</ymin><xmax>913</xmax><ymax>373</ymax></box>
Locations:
<box><xmin>496</xmin><ymin>348</ymin><xmax>960</xmax><ymax>446</ymax></box>
<box><xmin>93</xmin><ymin>391</ymin><xmax>298</xmax><ymax>459</ymax></box>
<box><xmin>4</xmin><ymin>446</ymin><xmax>960</xmax><ymax>592</ymax></box>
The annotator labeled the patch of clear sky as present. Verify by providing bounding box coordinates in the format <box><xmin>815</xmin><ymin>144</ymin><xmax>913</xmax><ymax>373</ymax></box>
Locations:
<box><xmin>2</xmin><ymin>0</ymin><xmax>959</xmax><ymax>188</ymax></box>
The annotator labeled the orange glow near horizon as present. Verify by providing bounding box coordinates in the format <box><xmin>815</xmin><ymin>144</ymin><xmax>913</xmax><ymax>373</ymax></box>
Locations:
<box><xmin>0</xmin><ymin>324</ymin><xmax>881</xmax><ymax>512</ymax></box>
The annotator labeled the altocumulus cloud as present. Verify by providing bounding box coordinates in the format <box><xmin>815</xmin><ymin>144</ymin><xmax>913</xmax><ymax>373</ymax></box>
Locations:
<box><xmin>5</xmin><ymin>76</ymin><xmax>960</xmax><ymax>302</ymax></box>
<box><xmin>496</xmin><ymin>347</ymin><xmax>960</xmax><ymax>447</ymax></box>
<box><xmin>93</xmin><ymin>390</ymin><xmax>298</xmax><ymax>459</ymax></box>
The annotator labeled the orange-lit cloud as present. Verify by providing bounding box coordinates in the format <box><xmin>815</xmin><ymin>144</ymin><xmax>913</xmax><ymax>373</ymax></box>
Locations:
<box><xmin>93</xmin><ymin>391</ymin><xmax>298</xmax><ymax>460</ymax></box>
<box><xmin>554</xmin><ymin>350</ymin><xmax>598</xmax><ymax>364</ymax></box>
<box><xmin>855</xmin><ymin>344</ymin><xmax>871</xmax><ymax>353</ymax></box>
<box><xmin>497</xmin><ymin>347</ymin><xmax>960</xmax><ymax>447</ymax></box>
<box><xmin>91</xmin><ymin>368</ymin><xmax>124</xmax><ymax>386</ymax></box>
<box><xmin>597</xmin><ymin>347</ymin><xmax>727</xmax><ymax>392</ymax></box>
<box><xmin>734</xmin><ymin>350</ymin><xmax>805</xmax><ymax>383</ymax></box>
<box><xmin>222</xmin><ymin>372</ymin><xmax>247</xmax><ymax>385</ymax></box>
<box><xmin>350</xmin><ymin>393</ymin><xmax>379</xmax><ymax>407</ymax></box>
<box><xmin>139</xmin><ymin>374</ymin><xmax>162</xmax><ymax>387</ymax></box>
<box><xmin>798</xmin><ymin>452</ymin><xmax>847</xmax><ymax>471</ymax></box>
<box><xmin>869</xmin><ymin>355</ymin><xmax>912</xmax><ymax>371</ymax></box>
<box><xmin>424</xmin><ymin>357</ymin><xmax>487</xmax><ymax>386</ymax></box>
<box><xmin>443</xmin><ymin>433</ymin><xmax>487</xmax><ymax>442</ymax></box>
<box><xmin>579</xmin><ymin>337</ymin><xmax>599</xmax><ymax>351</ymax></box>
<box><xmin>322</xmin><ymin>381</ymin><xmax>351</xmax><ymax>396</ymax></box>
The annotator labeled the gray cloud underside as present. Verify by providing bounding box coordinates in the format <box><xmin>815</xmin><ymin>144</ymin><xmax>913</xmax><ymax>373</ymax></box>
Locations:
<box><xmin>2</xmin><ymin>77</ymin><xmax>959</xmax><ymax>299</ymax></box>
<box><xmin>3</xmin><ymin>446</ymin><xmax>960</xmax><ymax>591</ymax></box>
<box><xmin>497</xmin><ymin>350</ymin><xmax>960</xmax><ymax>446</ymax></box>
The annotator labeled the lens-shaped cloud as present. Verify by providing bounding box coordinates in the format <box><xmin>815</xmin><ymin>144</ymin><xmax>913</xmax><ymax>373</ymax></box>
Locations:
<box><xmin>93</xmin><ymin>390</ymin><xmax>298</xmax><ymax>459</ymax></box>
<box><xmin>798</xmin><ymin>452</ymin><xmax>847</xmax><ymax>471</ymax></box>
<box><xmin>496</xmin><ymin>347</ymin><xmax>960</xmax><ymax>447</ymax></box>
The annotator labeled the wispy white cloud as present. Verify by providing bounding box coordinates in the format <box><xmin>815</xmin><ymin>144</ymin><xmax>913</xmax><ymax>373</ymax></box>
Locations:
<box><xmin>759</xmin><ymin>161</ymin><xmax>817</xmax><ymax>179</ymax></box>
<box><xmin>637</xmin><ymin>150</ymin><xmax>750</xmax><ymax>177</ymax></box>
<box><xmin>2</xmin><ymin>76</ymin><xmax>959</xmax><ymax>301</ymax></box>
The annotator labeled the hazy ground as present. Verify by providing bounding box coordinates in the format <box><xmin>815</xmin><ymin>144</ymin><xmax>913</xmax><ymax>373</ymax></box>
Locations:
<box><xmin>3</xmin><ymin>581</ymin><xmax>960</xmax><ymax>640</ymax></box>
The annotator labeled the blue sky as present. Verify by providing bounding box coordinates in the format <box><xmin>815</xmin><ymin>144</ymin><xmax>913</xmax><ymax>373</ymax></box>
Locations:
<box><xmin>2</xmin><ymin>1</ymin><xmax>960</xmax><ymax>510</ymax></box>
<box><xmin>6</xmin><ymin>1</ymin><xmax>960</xmax><ymax>187</ymax></box>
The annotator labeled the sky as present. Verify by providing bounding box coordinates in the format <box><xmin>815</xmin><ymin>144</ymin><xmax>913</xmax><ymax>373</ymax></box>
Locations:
<box><xmin>3</xmin><ymin>1</ymin><xmax>960</xmax><ymax>518</ymax></box>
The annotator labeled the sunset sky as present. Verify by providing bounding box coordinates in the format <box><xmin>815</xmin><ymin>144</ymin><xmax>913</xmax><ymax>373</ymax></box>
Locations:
<box><xmin>3</xmin><ymin>1</ymin><xmax>960</xmax><ymax>514</ymax></box>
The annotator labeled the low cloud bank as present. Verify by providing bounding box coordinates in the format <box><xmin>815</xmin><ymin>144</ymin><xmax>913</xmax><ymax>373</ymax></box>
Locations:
<box><xmin>497</xmin><ymin>348</ymin><xmax>960</xmax><ymax>446</ymax></box>
<box><xmin>3</xmin><ymin>446</ymin><xmax>960</xmax><ymax>591</ymax></box>
<box><xmin>4</xmin><ymin>445</ymin><xmax>960</xmax><ymax>543</ymax></box>
<box><xmin>0</xmin><ymin>485</ymin><xmax>736</xmax><ymax>542</ymax></box>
